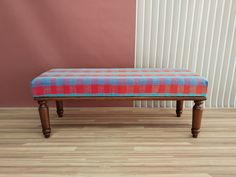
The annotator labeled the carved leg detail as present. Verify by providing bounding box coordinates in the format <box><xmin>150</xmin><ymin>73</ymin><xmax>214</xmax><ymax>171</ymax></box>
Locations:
<box><xmin>56</xmin><ymin>101</ymin><xmax>64</xmax><ymax>117</ymax></box>
<box><xmin>38</xmin><ymin>101</ymin><xmax>51</xmax><ymax>138</ymax></box>
<box><xmin>176</xmin><ymin>100</ymin><xmax>184</xmax><ymax>117</ymax></box>
<box><xmin>192</xmin><ymin>100</ymin><xmax>203</xmax><ymax>138</ymax></box>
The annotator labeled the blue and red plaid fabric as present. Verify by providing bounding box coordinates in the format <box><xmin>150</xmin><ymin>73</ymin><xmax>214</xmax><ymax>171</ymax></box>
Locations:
<box><xmin>31</xmin><ymin>68</ymin><xmax>208</xmax><ymax>97</ymax></box>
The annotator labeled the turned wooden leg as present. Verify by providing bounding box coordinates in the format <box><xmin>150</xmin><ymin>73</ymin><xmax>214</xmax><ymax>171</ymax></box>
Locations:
<box><xmin>56</xmin><ymin>101</ymin><xmax>64</xmax><ymax>117</ymax></box>
<box><xmin>176</xmin><ymin>100</ymin><xmax>183</xmax><ymax>117</ymax></box>
<box><xmin>192</xmin><ymin>100</ymin><xmax>203</xmax><ymax>138</ymax></box>
<box><xmin>38</xmin><ymin>101</ymin><xmax>51</xmax><ymax>138</ymax></box>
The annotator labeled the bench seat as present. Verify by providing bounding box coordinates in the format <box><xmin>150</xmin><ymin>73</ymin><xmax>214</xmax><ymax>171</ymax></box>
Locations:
<box><xmin>31</xmin><ymin>68</ymin><xmax>208</xmax><ymax>139</ymax></box>
<box><xmin>32</xmin><ymin>68</ymin><xmax>208</xmax><ymax>98</ymax></box>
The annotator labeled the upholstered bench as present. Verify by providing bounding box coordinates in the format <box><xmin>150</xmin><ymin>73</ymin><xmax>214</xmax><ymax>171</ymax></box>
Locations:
<box><xmin>31</xmin><ymin>68</ymin><xmax>208</xmax><ymax>138</ymax></box>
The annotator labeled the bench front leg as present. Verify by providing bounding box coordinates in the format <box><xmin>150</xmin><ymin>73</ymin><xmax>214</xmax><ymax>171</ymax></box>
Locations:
<box><xmin>56</xmin><ymin>101</ymin><xmax>64</xmax><ymax>117</ymax></box>
<box><xmin>192</xmin><ymin>100</ymin><xmax>203</xmax><ymax>138</ymax></box>
<box><xmin>38</xmin><ymin>101</ymin><xmax>51</xmax><ymax>138</ymax></box>
<box><xmin>176</xmin><ymin>100</ymin><xmax>183</xmax><ymax>117</ymax></box>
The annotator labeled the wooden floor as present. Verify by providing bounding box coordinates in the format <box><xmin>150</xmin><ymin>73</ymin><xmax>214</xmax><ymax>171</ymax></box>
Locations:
<box><xmin>0</xmin><ymin>107</ymin><xmax>236</xmax><ymax>177</ymax></box>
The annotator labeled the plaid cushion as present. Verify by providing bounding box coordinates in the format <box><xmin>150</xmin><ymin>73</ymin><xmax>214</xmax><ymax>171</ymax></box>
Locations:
<box><xmin>31</xmin><ymin>68</ymin><xmax>208</xmax><ymax>97</ymax></box>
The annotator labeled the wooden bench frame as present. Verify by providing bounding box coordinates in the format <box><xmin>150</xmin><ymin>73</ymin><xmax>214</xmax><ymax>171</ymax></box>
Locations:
<box><xmin>35</xmin><ymin>96</ymin><xmax>206</xmax><ymax>138</ymax></box>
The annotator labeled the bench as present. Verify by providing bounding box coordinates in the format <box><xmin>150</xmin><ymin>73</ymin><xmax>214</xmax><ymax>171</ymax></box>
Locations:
<box><xmin>31</xmin><ymin>68</ymin><xmax>208</xmax><ymax>138</ymax></box>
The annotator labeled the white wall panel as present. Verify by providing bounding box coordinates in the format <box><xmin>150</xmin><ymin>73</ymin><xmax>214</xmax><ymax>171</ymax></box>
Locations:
<box><xmin>135</xmin><ymin>0</ymin><xmax>236</xmax><ymax>108</ymax></box>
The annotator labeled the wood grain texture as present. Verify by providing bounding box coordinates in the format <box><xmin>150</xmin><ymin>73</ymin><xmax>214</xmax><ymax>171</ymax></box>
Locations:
<box><xmin>0</xmin><ymin>108</ymin><xmax>236</xmax><ymax>177</ymax></box>
<box><xmin>34</xmin><ymin>96</ymin><xmax>207</xmax><ymax>101</ymax></box>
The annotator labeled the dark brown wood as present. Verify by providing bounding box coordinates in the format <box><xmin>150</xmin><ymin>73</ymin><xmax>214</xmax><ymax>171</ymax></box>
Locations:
<box><xmin>35</xmin><ymin>96</ymin><xmax>206</xmax><ymax>101</ymax></box>
<box><xmin>191</xmin><ymin>100</ymin><xmax>203</xmax><ymax>138</ymax></box>
<box><xmin>35</xmin><ymin>96</ymin><xmax>206</xmax><ymax>138</ymax></box>
<box><xmin>56</xmin><ymin>101</ymin><xmax>64</xmax><ymax>117</ymax></box>
<box><xmin>176</xmin><ymin>100</ymin><xmax>184</xmax><ymax>117</ymax></box>
<box><xmin>38</xmin><ymin>100</ymin><xmax>51</xmax><ymax>138</ymax></box>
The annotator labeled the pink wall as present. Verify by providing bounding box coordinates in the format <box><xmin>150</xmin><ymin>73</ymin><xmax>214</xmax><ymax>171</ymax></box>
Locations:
<box><xmin>0</xmin><ymin>0</ymin><xmax>136</xmax><ymax>107</ymax></box>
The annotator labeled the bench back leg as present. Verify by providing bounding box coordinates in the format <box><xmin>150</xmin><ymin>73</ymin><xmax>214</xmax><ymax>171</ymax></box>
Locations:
<box><xmin>38</xmin><ymin>101</ymin><xmax>51</xmax><ymax>138</ymax></box>
<box><xmin>192</xmin><ymin>100</ymin><xmax>203</xmax><ymax>138</ymax></box>
<box><xmin>176</xmin><ymin>100</ymin><xmax>184</xmax><ymax>117</ymax></box>
<box><xmin>56</xmin><ymin>101</ymin><xmax>64</xmax><ymax>117</ymax></box>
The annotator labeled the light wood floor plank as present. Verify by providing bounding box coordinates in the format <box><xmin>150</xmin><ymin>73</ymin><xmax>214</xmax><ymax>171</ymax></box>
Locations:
<box><xmin>0</xmin><ymin>108</ymin><xmax>235</xmax><ymax>177</ymax></box>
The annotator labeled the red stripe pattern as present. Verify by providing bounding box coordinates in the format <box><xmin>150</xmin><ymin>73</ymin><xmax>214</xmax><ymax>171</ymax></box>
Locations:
<box><xmin>31</xmin><ymin>68</ymin><xmax>208</xmax><ymax>97</ymax></box>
